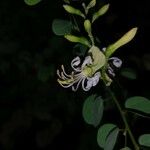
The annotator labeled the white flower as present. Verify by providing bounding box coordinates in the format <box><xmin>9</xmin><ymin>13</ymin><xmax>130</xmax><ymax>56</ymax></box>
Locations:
<box><xmin>57</xmin><ymin>56</ymin><xmax>101</xmax><ymax>91</ymax></box>
<box><xmin>57</xmin><ymin>45</ymin><xmax>123</xmax><ymax>91</ymax></box>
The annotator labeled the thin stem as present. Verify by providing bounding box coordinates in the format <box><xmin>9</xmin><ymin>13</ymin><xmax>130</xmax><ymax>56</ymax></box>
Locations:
<box><xmin>106</xmin><ymin>87</ymin><xmax>140</xmax><ymax>150</ymax></box>
<box><xmin>88</xmin><ymin>33</ymin><xmax>95</xmax><ymax>45</ymax></box>
<box><xmin>71</xmin><ymin>15</ymin><xmax>80</xmax><ymax>32</ymax></box>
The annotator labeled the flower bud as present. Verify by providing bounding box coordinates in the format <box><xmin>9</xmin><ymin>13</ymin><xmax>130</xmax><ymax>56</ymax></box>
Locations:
<box><xmin>63</xmin><ymin>5</ymin><xmax>85</xmax><ymax>18</ymax></box>
<box><xmin>87</xmin><ymin>0</ymin><xmax>96</xmax><ymax>9</ymax></box>
<box><xmin>84</xmin><ymin>20</ymin><xmax>92</xmax><ymax>34</ymax></box>
<box><xmin>92</xmin><ymin>4</ymin><xmax>110</xmax><ymax>23</ymax></box>
<box><xmin>64</xmin><ymin>35</ymin><xmax>91</xmax><ymax>47</ymax></box>
<box><xmin>105</xmin><ymin>27</ymin><xmax>138</xmax><ymax>57</ymax></box>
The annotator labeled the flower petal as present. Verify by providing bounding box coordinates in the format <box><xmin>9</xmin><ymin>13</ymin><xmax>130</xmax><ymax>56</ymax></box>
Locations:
<box><xmin>108</xmin><ymin>66</ymin><xmax>115</xmax><ymax>77</ymax></box>
<box><xmin>71</xmin><ymin>56</ymin><xmax>82</xmax><ymax>72</ymax></box>
<box><xmin>82</xmin><ymin>78</ymin><xmax>92</xmax><ymax>91</ymax></box>
<box><xmin>90</xmin><ymin>72</ymin><xmax>100</xmax><ymax>86</ymax></box>
<box><xmin>81</xmin><ymin>56</ymin><xmax>92</xmax><ymax>68</ymax></box>
<box><xmin>72</xmin><ymin>78</ymin><xmax>83</xmax><ymax>91</ymax></box>
<box><xmin>109</xmin><ymin>57</ymin><xmax>122</xmax><ymax>68</ymax></box>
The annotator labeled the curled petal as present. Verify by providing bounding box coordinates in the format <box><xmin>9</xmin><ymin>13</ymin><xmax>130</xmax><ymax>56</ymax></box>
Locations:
<box><xmin>82</xmin><ymin>72</ymin><xmax>100</xmax><ymax>91</ymax></box>
<box><xmin>86</xmin><ymin>71</ymin><xmax>100</xmax><ymax>87</ymax></box>
<box><xmin>71</xmin><ymin>56</ymin><xmax>82</xmax><ymax>72</ymax></box>
<box><xmin>82</xmin><ymin>78</ymin><xmax>92</xmax><ymax>91</ymax></box>
<box><xmin>81</xmin><ymin>56</ymin><xmax>92</xmax><ymax>68</ymax></box>
<box><xmin>72</xmin><ymin>78</ymin><xmax>83</xmax><ymax>92</ymax></box>
<box><xmin>91</xmin><ymin>72</ymin><xmax>100</xmax><ymax>86</ymax></box>
<box><xmin>109</xmin><ymin>57</ymin><xmax>122</xmax><ymax>68</ymax></box>
<box><xmin>108</xmin><ymin>66</ymin><xmax>115</xmax><ymax>77</ymax></box>
<box><xmin>71</xmin><ymin>56</ymin><xmax>81</xmax><ymax>66</ymax></box>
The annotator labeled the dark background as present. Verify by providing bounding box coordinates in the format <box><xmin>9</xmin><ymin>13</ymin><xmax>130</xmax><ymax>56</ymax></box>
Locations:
<box><xmin>0</xmin><ymin>0</ymin><xmax>150</xmax><ymax>149</ymax></box>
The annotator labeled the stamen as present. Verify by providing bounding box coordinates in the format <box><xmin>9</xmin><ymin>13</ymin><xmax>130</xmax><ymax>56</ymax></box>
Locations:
<box><xmin>61</xmin><ymin>72</ymin><xmax>69</xmax><ymax>80</ymax></box>
<box><xmin>61</xmin><ymin>65</ymin><xmax>72</xmax><ymax>78</ymax></box>
<box><xmin>57</xmin><ymin>69</ymin><xmax>62</xmax><ymax>78</ymax></box>
<box><xmin>72</xmin><ymin>78</ymin><xmax>83</xmax><ymax>91</ymax></box>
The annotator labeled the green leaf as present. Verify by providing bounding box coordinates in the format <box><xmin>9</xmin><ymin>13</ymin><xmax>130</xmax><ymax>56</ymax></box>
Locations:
<box><xmin>121</xmin><ymin>68</ymin><xmax>137</xmax><ymax>80</ymax></box>
<box><xmin>82</xmin><ymin>95</ymin><xmax>104</xmax><ymax>127</ymax></box>
<box><xmin>97</xmin><ymin>123</ymin><xmax>117</xmax><ymax>148</ymax></box>
<box><xmin>125</xmin><ymin>96</ymin><xmax>150</xmax><ymax>114</ymax></box>
<box><xmin>120</xmin><ymin>147</ymin><xmax>131</xmax><ymax>150</ymax></box>
<box><xmin>24</xmin><ymin>0</ymin><xmax>42</xmax><ymax>6</ymax></box>
<box><xmin>92</xmin><ymin>4</ymin><xmax>110</xmax><ymax>23</ymax></box>
<box><xmin>104</xmin><ymin>127</ymin><xmax>119</xmax><ymax>150</ymax></box>
<box><xmin>138</xmin><ymin>134</ymin><xmax>150</xmax><ymax>147</ymax></box>
<box><xmin>52</xmin><ymin>19</ymin><xmax>72</xmax><ymax>36</ymax></box>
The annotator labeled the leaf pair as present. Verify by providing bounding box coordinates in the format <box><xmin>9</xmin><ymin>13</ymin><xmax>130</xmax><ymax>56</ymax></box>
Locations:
<box><xmin>97</xmin><ymin>124</ymin><xmax>119</xmax><ymax>150</ymax></box>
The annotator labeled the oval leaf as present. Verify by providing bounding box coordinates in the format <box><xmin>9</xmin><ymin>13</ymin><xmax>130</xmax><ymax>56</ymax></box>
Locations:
<box><xmin>82</xmin><ymin>95</ymin><xmax>104</xmax><ymax>127</ymax></box>
<box><xmin>121</xmin><ymin>68</ymin><xmax>137</xmax><ymax>80</ymax></box>
<box><xmin>24</xmin><ymin>0</ymin><xmax>42</xmax><ymax>6</ymax></box>
<box><xmin>52</xmin><ymin>19</ymin><xmax>72</xmax><ymax>36</ymax></box>
<box><xmin>138</xmin><ymin>134</ymin><xmax>150</xmax><ymax>147</ymax></box>
<box><xmin>97</xmin><ymin>123</ymin><xmax>117</xmax><ymax>148</ymax></box>
<box><xmin>104</xmin><ymin>127</ymin><xmax>119</xmax><ymax>150</ymax></box>
<box><xmin>125</xmin><ymin>96</ymin><xmax>150</xmax><ymax>114</ymax></box>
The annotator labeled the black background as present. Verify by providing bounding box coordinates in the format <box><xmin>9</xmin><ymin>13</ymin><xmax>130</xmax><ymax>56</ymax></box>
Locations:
<box><xmin>0</xmin><ymin>0</ymin><xmax>150</xmax><ymax>149</ymax></box>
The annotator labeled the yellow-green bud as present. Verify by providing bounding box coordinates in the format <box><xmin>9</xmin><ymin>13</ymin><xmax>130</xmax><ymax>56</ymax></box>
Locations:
<box><xmin>63</xmin><ymin>5</ymin><xmax>85</xmax><ymax>18</ymax></box>
<box><xmin>87</xmin><ymin>0</ymin><xmax>96</xmax><ymax>9</ymax></box>
<box><xmin>84</xmin><ymin>20</ymin><xmax>92</xmax><ymax>34</ymax></box>
<box><xmin>64</xmin><ymin>35</ymin><xmax>91</xmax><ymax>47</ymax></box>
<box><xmin>105</xmin><ymin>27</ymin><xmax>138</xmax><ymax>57</ymax></box>
<box><xmin>92</xmin><ymin>4</ymin><xmax>110</xmax><ymax>23</ymax></box>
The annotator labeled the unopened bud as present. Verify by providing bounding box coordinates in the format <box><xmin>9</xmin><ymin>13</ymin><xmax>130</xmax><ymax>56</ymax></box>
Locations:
<box><xmin>84</xmin><ymin>20</ymin><xmax>92</xmax><ymax>34</ymax></box>
<box><xmin>92</xmin><ymin>4</ymin><xmax>110</xmax><ymax>23</ymax></box>
<box><xmin>64</xmin><ymin>35</ymin><xmax>91</xmax><ymax>47</ymax></box>
<box><xmin>105</xmin><ymin>27</ymin><xmax>138</xmax><ymax>57</ymax></box>
<box><xmin>63</xmin><ymin>5</ymin><xmax>85</xmax><ymax>18</ymax></box>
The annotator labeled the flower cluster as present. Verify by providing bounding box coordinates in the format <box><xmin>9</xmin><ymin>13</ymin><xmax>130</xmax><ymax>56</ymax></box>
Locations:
<box><xmin>57</xmin><ymin>1</ymin><xmax>137</xmax><ymax>91</ymax></box>
<box><xmin>57</xmin><ymin>46</ymin><xmax>122</xmax><ymax>91</ymax></box>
